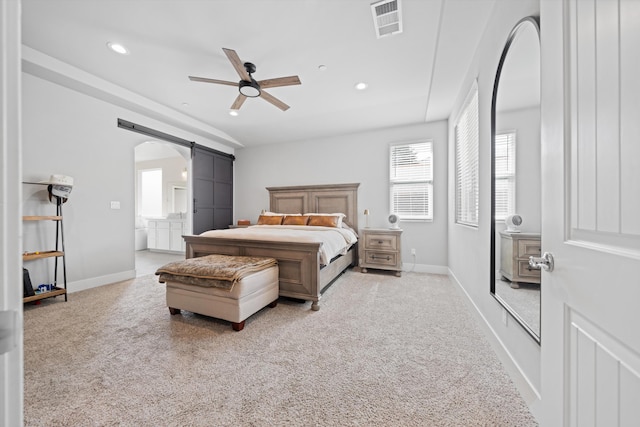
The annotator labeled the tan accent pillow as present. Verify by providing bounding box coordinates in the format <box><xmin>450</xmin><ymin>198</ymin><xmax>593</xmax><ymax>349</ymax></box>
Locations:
<box><xmin>308</xmin><ymin>215</ymin><xmax>340</xmax><ymax>227</ymax></box>
<box><xmin>283</xmin><ymin>215</ymin><xmax>309</xmax><ymax>225</ymax></box>
<box><xmin>257</xmin><ymin>215</ymin><xmax>283</xmax><ymax>225</ymax></box>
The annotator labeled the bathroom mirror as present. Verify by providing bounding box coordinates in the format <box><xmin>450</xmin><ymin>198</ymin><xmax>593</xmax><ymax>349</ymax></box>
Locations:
<box><xmin>490</xmin><ymin>16</ymin><xmax>541</xmax><ymax>343</ymax></box>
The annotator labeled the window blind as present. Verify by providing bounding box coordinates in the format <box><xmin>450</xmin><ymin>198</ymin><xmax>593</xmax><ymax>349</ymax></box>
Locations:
<box><xmin>455</xmin><ymin>82</ymin><xmax>479</xmax><ymax>226</ymax></box>
<box><xmin>494</xmin><ymin>131</ymin><xmax>516</xmax><ymax>221</ymax></box>
<box><xmin>389</xmin><ymin>141</ymin><xmax>433</xmax><ymax>220</ymax></box>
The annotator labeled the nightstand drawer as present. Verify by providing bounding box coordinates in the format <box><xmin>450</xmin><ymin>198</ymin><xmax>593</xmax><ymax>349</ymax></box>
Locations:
<box><xmin>364</xmin><ymin>251</ymin><xmax>398</xmax><ymax>267</ymax></box>
<box><xmin>364</xmin><ymin>233</ymin><xmax>398</xmax><ymax>251</ymax></box>
<box><xmin>518</xmin><ymin>260</ymin><xmax>541</xmax><ymax>279</ymax></box>
<box><xmin>518</xmin><ymin>239</ymin><xmax>541</xmax><ymax>257</ymax></box>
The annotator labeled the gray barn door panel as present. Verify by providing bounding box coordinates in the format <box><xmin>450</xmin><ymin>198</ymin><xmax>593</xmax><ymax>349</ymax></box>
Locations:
<box><xmin>192</xmin><ymin>146</ymin><xmax>233</xmax><ymax>234</ymax></box>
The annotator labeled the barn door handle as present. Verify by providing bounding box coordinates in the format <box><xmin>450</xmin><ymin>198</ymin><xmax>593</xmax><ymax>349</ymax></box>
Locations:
<box><xmin>193</xmin><ymin>198</ymin><xmax>197</xmax><ymax>213</ymax></box>
<box><xmin>529</xmin><ymin>252</ymin><xmax>554</xmax><ymax>272</ymax></box>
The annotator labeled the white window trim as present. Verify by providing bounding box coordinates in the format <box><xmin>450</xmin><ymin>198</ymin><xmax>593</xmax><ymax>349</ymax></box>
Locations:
<box><xmin>389</xmin><ymin>140</ymin><xmax>434</xmax><ymax>221</ymax></box>
<box><xmin>494</xmin><ymin>130</ymin><xmax>517</xmax><ymax>222</ymax></box>
<box><xmin>455</xmin><ymin>80</ymin><xmax>479</xmax><ymax>227</ymax></box>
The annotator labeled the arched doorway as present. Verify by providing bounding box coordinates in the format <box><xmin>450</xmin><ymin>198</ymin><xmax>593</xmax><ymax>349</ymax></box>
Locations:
<box><xmin>134</xmin><ymin>141</ymin><xmax>191</xmax><ymax>276</ymax></box>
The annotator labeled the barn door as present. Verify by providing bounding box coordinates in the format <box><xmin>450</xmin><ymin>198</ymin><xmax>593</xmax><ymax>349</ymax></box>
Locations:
<box><xmin>540</xmin><ymin>0</ymin><xmax>640</xmax><ymax>425</ymax></box>
<box><xmin>192</xmin><ymin>145</ymin><xmax>233</xmax><ymax>234</ymax></box>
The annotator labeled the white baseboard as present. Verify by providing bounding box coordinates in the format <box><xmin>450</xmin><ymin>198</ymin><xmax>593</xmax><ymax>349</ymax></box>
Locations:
<box><xmin>67</xmin><ymin>270</ymin><xmax>136</xmax><ymax>293</ymax></box>
<box><xmin>448</xmin><ymin>268</ymin><xmax>542</xmax><ymax>419</ymax></box>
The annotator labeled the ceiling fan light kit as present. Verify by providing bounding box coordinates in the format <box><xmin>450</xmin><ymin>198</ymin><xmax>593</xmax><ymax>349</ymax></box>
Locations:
<box><xmin>239</xmin><ymin>78</ymin><xmax>260</xmax><ymax>97</ymax></box>
<box><xmin>188</xmin><ymin>48</ymin><xmax>301</xmax><ymax>111</ymax></box>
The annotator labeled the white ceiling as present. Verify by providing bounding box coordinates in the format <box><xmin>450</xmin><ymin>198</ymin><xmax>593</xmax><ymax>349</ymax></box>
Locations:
<box><xmin>21</xmin><ymin>0</ymin><xmax>496</xmax><ymax>149</ymax></box>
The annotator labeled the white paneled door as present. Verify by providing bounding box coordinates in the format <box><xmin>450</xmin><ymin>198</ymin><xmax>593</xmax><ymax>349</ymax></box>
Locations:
<box><xmin>1</xmin><ymin>0</ymin><xmax>24</xmax><ymax>425</ymax></box>
<box><xmin>541</xmin><ymin>0</ymin><xmax>640</xmax><ymax>425</ymax></box>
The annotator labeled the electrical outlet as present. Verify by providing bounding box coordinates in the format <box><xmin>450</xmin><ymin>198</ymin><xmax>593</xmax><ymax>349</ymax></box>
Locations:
<box><xmin>411</xmin><ymin>248</ymin><xmax>416</xmax><ymax>256</ymax></box>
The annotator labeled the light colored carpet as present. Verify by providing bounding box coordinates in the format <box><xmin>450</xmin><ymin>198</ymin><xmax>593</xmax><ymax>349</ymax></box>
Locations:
<box><xmin>24</xmin><ymin>270</ymin><xmax>537</xmax><ymax>426</ymax></box>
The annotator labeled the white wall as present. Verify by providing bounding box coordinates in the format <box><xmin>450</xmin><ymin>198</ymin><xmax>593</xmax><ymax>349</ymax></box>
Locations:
<box><xmin>234</xmin><ymin>121</ymin><xmax>449</xmax><ymax>272</ymax></box>
<box><xmin>447</xmin><ymin>0</ymin><xmax>542</xmax><ymax>404</ymax></box>
<box><xmin>21</xmin><ymin>73</ymin><xmax>233</xmax><ymax>292</ymax></box>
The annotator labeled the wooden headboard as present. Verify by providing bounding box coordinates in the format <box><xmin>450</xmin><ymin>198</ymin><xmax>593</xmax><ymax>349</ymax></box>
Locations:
<box><xmin>266</xmin><ymin>183</ymin><xmax>360</xmax><ymax>230</ymax></box>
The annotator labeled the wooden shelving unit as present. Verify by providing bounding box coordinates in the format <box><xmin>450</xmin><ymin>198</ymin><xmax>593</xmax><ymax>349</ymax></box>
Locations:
<box><xmin>22</xmin><ymin>214</ymin><xmax>67</xmax><ymax>303</ymax></box>
<box><xmin>22</xmin><ymin>287</ymin><xmax>67</xmax><ymax>303</ymax></box>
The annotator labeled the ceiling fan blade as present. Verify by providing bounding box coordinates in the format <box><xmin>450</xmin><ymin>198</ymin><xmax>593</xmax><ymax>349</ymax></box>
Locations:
<box><xmin>188</xmin><ymin>76</ymin><xmax>238</xmax><ymax>87</ymax></box>
<box><xmin>260</xmin><ymin>90</ymin><xmax>290</xmax><ymax>111</ymax></box>
<box><xmin>258</xmin><ymin>76</ymin><xmax>301</xmax><ymax>89</ymax></box>
<box><xmin>230</xmin><ymin>94</ymin><xmax>247</xmax><ymax>110</ymax></box>
<box><xmin>222</xmin><ymin>48</ymin><xmax>251</xmax><ymax>81</ymax></box>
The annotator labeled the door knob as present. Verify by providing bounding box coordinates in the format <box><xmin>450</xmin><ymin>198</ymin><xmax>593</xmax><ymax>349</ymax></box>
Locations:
<box><xmin>529</xmin><ymin>252</ymin><xmax>554</xmax><ymax>272</ymax></box>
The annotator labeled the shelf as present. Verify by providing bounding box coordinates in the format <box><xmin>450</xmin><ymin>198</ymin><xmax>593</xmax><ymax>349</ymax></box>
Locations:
<box><xmin>23</xmin><ymin>215</ymin><xmax>62</xmax><ymax>221</ymax></box>
<box><xmin>23</xmin><ymin>202</ymin><xmax>68</xmax><ymax>303</ymax></box>
<box><xmin>23</xmin><ymin>251</ymin><xmax>64</xmax><ymax>261</ymax></box>
<box><xmin>23</xmin><ymin>286</ymin><xmax>66</xmax><ymax>303</ymax></box>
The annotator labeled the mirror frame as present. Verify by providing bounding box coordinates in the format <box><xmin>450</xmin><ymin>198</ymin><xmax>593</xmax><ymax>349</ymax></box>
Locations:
<box><xmin>490</xmin><ymin>16</ymin><xmax>541</xmax><ymax>344</ymax></box>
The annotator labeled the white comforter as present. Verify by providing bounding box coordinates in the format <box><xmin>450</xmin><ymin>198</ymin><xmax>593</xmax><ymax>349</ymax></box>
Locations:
<box><xmin>199</xmin><ymin>225</ymin><xmax>358</xmax><ymax>265</ymax></box>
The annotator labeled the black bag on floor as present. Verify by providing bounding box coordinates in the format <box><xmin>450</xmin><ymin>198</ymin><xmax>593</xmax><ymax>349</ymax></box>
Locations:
<box><xmin>23</xmin><ymin>268</ymin><xmax>35</xmax><ymax>297</ymax></box>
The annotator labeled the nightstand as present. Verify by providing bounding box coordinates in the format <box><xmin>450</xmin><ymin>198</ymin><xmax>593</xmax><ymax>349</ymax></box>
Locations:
<box><xmin>499</xmin><ymin>231</ymin><xmax>541</xmax><ymax>288</ymax></box>
<box><xmin>359</xmin><ymin>228</ymin><xmax>403</xmax><ymax>276</ymax></box>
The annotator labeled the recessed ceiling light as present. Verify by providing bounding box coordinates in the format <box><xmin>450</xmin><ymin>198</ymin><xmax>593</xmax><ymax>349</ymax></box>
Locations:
<box><xmin>355</xmin><ymin>82</ymin><xmax>368</xmax><ymax>90</ymax></box>
<box><xmin>229</xmin><ymin>110</ymin><xmax>239</xmax><ymax>117</ymax></box>
<box><xmin>318</xmin><ymin>65</ymin><xmax>327</xmax><ymax>71</ymax></box>
<box><xmin>181</xmin><ymin>102</ymin><xmax>189</xmax><ymax>107</ymax></box>
<box><xmin>107</xmin><ymin>42</ymin><xmax>129</xmax><ymax>55</ymax></box>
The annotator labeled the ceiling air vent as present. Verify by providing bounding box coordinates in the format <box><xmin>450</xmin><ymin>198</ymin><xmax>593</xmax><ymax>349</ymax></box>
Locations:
<box><xmin>371</xmin><ymin>0</ymin><xmax>403</xmax><ymax>38</ymax></box>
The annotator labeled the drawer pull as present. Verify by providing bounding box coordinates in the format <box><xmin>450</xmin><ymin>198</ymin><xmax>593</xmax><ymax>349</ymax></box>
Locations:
<box><xmin>378</xmin><ymin>240</ymin><xmax>383</xmax><ymax>244</ymax></box>
<box><xmin>371</xmin><ymin>255</ymin><xmax>391</xmax><ymax>261</ymax></box>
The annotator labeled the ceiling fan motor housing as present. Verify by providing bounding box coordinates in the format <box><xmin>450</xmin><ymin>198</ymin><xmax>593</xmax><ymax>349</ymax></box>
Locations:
<box><xmin>239</xmin><ymin>79</ymin><xmax>261</xmax><ymax>97</ymax></box>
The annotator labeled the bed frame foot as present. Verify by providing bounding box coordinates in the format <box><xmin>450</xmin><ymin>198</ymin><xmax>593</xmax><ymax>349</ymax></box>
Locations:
<box><xmin>231</xmin><ymin>320</ymin><xmax>245</xmax><ymax>331</ymax></box>
<box><xmin>168</xmin><ymin>307</ymin><xmax>181</xmax><ymax>315</ymax></box>
<box><xmin>268</xmin><ymin>300</ymin><xmax>278</xmax><ymax>308</ymax></box>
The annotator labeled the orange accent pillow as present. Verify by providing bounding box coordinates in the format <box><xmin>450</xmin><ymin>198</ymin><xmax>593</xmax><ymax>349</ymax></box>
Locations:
<box><xmin>307</xmin><ymin>215</ymin><xmax>340</xmax><ymax>227</ymax></box>
<box><xmin>283</xmin><ymin>215</ymin><xmax>309</xmax><ymax>225</ymax></box>
<box><xmin>257</xmin><ymin>215</ymin><xmax>283</xmax><ymax>225</ymax></box>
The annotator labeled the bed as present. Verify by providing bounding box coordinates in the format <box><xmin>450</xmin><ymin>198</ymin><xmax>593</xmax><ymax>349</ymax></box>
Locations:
<box><xmin>183</xmin><ymin>183</ymin><xmax>360</xmax><ymax>310</ymax></box>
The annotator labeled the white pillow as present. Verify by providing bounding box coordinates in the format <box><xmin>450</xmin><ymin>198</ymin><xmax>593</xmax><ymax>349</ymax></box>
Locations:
<box><xmin>263</xmin><ymin>211</ymin><xmax>301</xmax><ymax>216</ymax></box>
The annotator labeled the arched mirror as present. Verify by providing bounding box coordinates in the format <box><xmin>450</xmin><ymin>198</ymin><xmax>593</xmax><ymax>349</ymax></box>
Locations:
<box><xmin>490</xmin><ymin>16</ymin><xmax>541</xmax><ymax>343</ymax></box>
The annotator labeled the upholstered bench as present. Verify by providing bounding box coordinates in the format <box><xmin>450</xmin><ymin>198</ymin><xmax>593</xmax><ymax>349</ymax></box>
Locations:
<box><xmin>156</xmin><ymin>255</ymin><xmax>279</xmax><ymax>331</ymax></box>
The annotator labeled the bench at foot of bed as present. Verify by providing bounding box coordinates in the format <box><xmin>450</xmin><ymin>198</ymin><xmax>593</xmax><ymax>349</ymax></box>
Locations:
<box><xmin>164</xmin><ymin>264</ymin><xmax>279</xmax><ymax>331</ymax></box>
<box><xmin>169</xmin><ymin>299</ymin><xmax>278</xmax><ymax>331</ymax></box>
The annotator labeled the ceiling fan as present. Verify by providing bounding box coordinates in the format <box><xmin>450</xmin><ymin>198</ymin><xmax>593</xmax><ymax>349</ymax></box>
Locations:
<box><xmin>188</xmin><ymin>48</ymin><xmax>301</xmax><ymax>111</ymax></box>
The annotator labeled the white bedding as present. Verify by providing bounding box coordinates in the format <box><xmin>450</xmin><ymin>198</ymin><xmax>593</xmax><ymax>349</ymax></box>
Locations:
<box><xmin>199</xmin><ymin>225</ymin><xmax>358</xmax><ymax>265</ymax></box>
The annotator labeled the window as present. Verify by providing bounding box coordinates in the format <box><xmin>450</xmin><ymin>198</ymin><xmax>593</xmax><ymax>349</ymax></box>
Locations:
<box><xmin>494</xmin><ymin>131</ymin><xmax>516</xmax><ymax>221</ymax></box>
<box><xmin>455</xmin><ymin>82</ymin><xmax>479</xmax><ymax>226</ymax></box>
<box><xmin>139</xmin><ymin>169</ymin><xmax>163</xmax><ymax>217</ymax></box>
<box><xmin>389</xmin><ymin>141</ymin><xmax>433</xmax><ymax>221</ymax></box>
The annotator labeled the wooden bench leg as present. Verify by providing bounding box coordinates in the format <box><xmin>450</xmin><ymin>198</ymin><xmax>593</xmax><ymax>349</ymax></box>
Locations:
<box><xmin>168</xmin><ymin>307</ymin><xmax>181</xmax><ymax>315</ymax></box>
<box><xmin>231</xmin><ymin>320</ymin><xmax>245</xmax><ymax>331</ymax></box>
